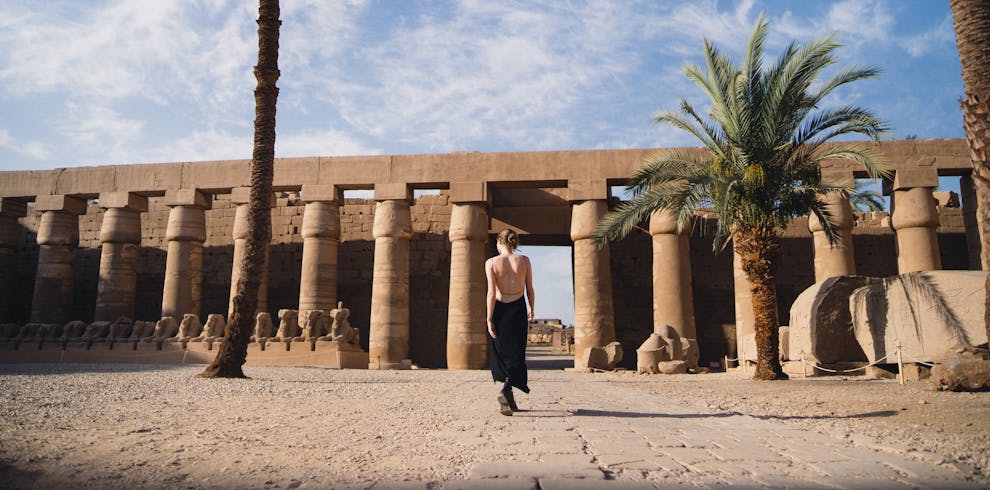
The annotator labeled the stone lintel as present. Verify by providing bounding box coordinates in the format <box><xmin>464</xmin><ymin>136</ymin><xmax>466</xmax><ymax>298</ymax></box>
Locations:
<box><xmin>820</xmin><ymin>169</ymin><xmax>855</xmax><ymax>187</ymax></box>
<box><xmin>229</xmin><ymin>186</ymin><xmax>276</xmax><ymax>207</ymax></box>
<box><xmin>164</xmin><ymin>189</ymin><xmax>212</xmax><ymax>210</ymax></box>
<box><xmin>567</xmin><ymin>180</ymin><xmax>609</xmax><ymax>202</ymax></box>
<box><xmin>300</xmin><ymin>184</ymin><xmax>343</xmax><ymax>204</ymax></box>
<box><xmin>449</xmin><ymin>182</ymin><xmax>488</xmax><ymax>204</ymax></box>
<box><xmin>34</xmin><ymin>194</ymin><xmax>87</xmax><ymax>215</ymax></box>
<box><xmin>0</xmin><ymin>198</ymin><xmax>28</xmax><ymax>218</ymax></box>
<box><xmin>892</xmin><ymin>167</ymin><xmax>938</xmax><ymax>191</ymax></box>
<box><xmin>98</xmin><ymin>192</ymin><xmax>149</xmax><ymax>212</ymax></box>
<box><xmin>373</xmin><ymin>183</ymin><xmax>411</xmax><ymax>202</ymax></box>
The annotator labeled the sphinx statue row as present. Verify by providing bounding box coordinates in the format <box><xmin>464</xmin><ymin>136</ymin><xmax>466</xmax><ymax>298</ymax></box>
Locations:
<box><xmin>0</xmin><ymin>302</ymin><xmax>361</xmax><ymax>350</ymax></box>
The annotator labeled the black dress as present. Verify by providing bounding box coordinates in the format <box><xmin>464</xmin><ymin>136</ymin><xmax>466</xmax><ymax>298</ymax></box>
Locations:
<box><xmin>489</xmin><ymin>296</ymin><xmax>530</xmax><ymax>393</ymax></box>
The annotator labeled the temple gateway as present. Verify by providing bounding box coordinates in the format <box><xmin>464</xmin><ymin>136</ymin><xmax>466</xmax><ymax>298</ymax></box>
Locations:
<box><xmin>0</xmin><ymin>139</ymin><xmax>983</xmax><ymax>370</ymax></box>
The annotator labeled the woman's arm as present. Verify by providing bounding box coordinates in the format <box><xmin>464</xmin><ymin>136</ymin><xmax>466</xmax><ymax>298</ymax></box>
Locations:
<box><xmin>485</xmin><ymin>258</ymin><xmax>497</xmax><ymax>338</ymax></box>
<box><xmin>524</xmin><ymin>255</ymin><xmax>535</xmax><ymax>321</ymax></box>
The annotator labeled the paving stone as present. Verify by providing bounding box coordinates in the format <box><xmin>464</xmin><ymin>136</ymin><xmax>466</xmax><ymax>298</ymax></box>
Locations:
<box><xmin>538</xmin><ymin>478</ymin><xmax>659</xmax><ymax>489</ymax></box>
<box><xmin>442</xmin><ymin>479</ymin><xmax>537</xmax><ymax>490</ymax></box>
<box><xmin>809</xmin><ymin>460</ymin><xmax>905</xmax><ymax>480</ymax></box>
<box><xmin>465</xmin><ymin>462</ymin><xmax>604</xmax><ymax>480</ymax></box>
<box><xmin>656</xmin><ymin>446</ymin><xmax>715</xmax><ymax>465</ymax></box>
<box><xmin>537</xmin><ymin>453</ymin><xmax>595</xmax><ymax>465</ymax></box>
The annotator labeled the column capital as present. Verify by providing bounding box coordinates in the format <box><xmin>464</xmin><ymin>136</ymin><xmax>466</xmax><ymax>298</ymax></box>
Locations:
<box><xmin>373</xmin><ymin>183</ymin><xmax>411</xmax><ymax>202</ymax></box>
<box><xmin>301</xmin><ymin>184</ymin><xmax>343</xmax><ymax>204</ymax></box>
<box><xmin>165</xmin><ymin>189</ymin><xmax>212</xmax><ymax>210</ymax></box>
<box><xmin>230</xmin><ymin>186</ymin><xmax>276</xmax><ymax>207</ymax></box>
<box><xmin>567</xmin><ymin>180</ymin><xmax>609</xmax><ymax>202</ymax></box>
<box><xmin>570</xmin><ymin>199</ymin><xmax>608</xmax><ymax>242</ymax></box>
<box><xmin>449</xmin><ymin>182</ymin><xmax>488</xmax><ymax>204</ymax></box>
<box><xmin>892</xmin><ymin>167</ymin><xmax>938</xmax><ymax>191</ymax></box>
<box><xmin>35</xmin><ymin>194</ymin><xmax>87</xmax><ymax>215</ymax></box>
<box><xmin>649</xmin><ymin>209</ymin><xmax>686</xmax><ymax>236</ymax></box>
<box><xmin>0</xmin><ymin>198</ymin><xmax>27</xmax><ymax>218</ymax></box>
<box><xmin>98</xmin><ymin>192</ymin><xmax>148</xmax><ymax>212</ymax></box>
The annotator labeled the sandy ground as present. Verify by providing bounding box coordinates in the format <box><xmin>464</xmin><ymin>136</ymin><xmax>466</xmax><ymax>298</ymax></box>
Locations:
<box><xmin>0</xmin><ymin>351</ymin><xmax>987</xmax><ymax>489</ymax></box>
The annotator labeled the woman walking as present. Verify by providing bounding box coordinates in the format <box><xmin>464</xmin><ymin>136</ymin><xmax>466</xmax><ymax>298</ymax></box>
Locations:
<box><xmin>486</xmin><ymin>229</ymin><xmax>535</xmax><ymax>416</ymax></box>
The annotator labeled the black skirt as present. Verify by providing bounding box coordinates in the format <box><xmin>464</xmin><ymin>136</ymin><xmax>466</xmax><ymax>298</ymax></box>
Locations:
<box><xmin>489</xmin><ymin>296</ymin><xmax>530</xmax><ymax>393</ymax></box>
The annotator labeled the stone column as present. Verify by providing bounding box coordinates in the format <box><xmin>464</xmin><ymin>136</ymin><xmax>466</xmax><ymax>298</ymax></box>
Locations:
<box><xmin>569</xmin><ymin>199</ymin><xmax>616</xmax><ymax>368</ymax></box>
<box><xmin>446</xmin><ymin>182</ymin><xmax>489</xmax><ymax>369</ymax></box>
<box><xmin>298</xmin><ymin>184</ymin><xmax>341</xmax><ymax>311</ymax></box>
<box><xmin>890</xmin><ymin>168</ymin><xmax>941</xmax><ymax>273</ymax></box>
<box><xmin>227</xmin><ymin>187</ymin><xmax>275</xmax><ymax>319</ymax></box>
<box><xmin>732</xmin><ymin>243</ymin><xmax>755</xmax><ymax>360</ymax></box>
<box><xmin>31</xmin><ymin>195</ymin><xmax>87</xmax><ymax>324</ymax></box>
<box><xmin>808</xmin><ymin>190</ymin><xmax>856</xmax><ymax>282</ymax></box>
<box><xmin>162</xmin><ymin>189</ymin><xmax>211</xmax><ymax>319</ymax></box>
<box><xmin>649</xmin><ymin>209</ymin><xmax>696</xmax><ymax>339</ymax></box>
<box><xmin>368</xmin><ymin>184</ymin><xmax>412</xmax><ymax>370</ymax></box>
<box><xmin>960</xmin><ymin>174</ymin><xmax>985</xmax><ymax>270</ymax></box>
<box><xmin>94</xmin><ymin>192</ymin><xmax>148</xmax><ymax>321</ymax></box>
<box><xmin>0</xmin><ymin>199</ymin><xmax>27</xmax><ymax>323</ymax></box>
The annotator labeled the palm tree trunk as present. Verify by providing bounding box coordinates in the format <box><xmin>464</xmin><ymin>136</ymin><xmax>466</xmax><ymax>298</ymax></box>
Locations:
<box><xmin>949</xmin><ymin>0</ymin><xmax>990</xmax><ymax>346</ymax></box>
<box><xmin>200</xmin><ymin>0</ymin><xmax>280</xmax><ymax>378</ymax></box>
<box><xmin>735</xmin><ymin>226</ymin><xmax>788</xmax><ymax>380</ymax></box>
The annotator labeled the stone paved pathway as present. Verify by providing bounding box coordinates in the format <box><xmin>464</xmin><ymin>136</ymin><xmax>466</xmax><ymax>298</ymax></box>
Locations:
<box><xmin>0</xmin><ymin>350</ymin><xmax>984</xmax><ymax>489</ymax></box>
<box><xmin>432</xmin><ymin>367</ymin><xmax>981</xmax><ymax>490</ymax></box>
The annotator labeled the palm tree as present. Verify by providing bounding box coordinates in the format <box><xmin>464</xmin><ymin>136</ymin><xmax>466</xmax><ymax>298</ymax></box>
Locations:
<box><xmin>949</xmin><ymin>0</ymin><xmax>990</xmax><ymax>345</ymax></box>
<box><xmin>850</xmin><ymin>180</ymin><xmax>885</xmax><ymax>212</ymax></box>
<box><xmin>200</xmin><ymin>0</ymin><xmax>281</xmax><ymax>378</ymax></box>
<box><xmin>594</xmin><ymin>17</ymin><xmax>888</xmax><ymax>380</ymax></box>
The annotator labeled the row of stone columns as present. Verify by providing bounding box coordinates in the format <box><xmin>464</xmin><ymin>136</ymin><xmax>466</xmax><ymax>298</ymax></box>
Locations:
<box><xmin>8</xmin><ymin>167</ymin><xmax>963</xmax><ymax>368</ymax></box>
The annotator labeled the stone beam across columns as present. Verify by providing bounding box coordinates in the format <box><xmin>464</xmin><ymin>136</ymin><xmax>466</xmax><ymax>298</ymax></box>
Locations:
<box><xmin>31</xmin><ymin>194</ymin><xmax>87</xmax><ymax>324</ymax></box>
<box><xmin>890</xmin><ymin>168</ymin><xmax>941</xmax><ymax>273</ymax></box>
<box><xmin>298</xmin><ymin>184</ymin><xmax>342</xmax><ymax>312</ymax></box>
<box><xmin>568</xmin><ymin>181</ymin><xmax>616</xmax><ymax>368</ymax></box>
<box><xmin>649</xmin><ymin>209</ymin><xmax>696</xmax><ymax>339</ymax></box>
<box><xmin>369</xmin><ymin>183</ymin><xmax>412</xmax><ymax>370</ymax></box>
<box><xmin>446</xmin><ymin>182</ymin><xmax>489</xmax><ymax>369</ymax></box>
<box><xmin>808</xmin><ymin>170</ymin><xmax>856</xmax><ymax>281</ymax></box>
<box><xmin>227</xmin><ymin>187</ymin><xmax>276</xmax><ymax>320</ymax></box>
<box><xmin>94</xmin><ymin>192</ymin><xmax>148</xmax><ymax>321</ymax></box>
<box><xmin>0</xmin><ymin>199</ymin><xmax>27</xmax><ymax>322</ymax></box>
<box><xmin>162</xmin><ymin>189</ymin><xmax>211</xmax><ymax>320</ymax></box>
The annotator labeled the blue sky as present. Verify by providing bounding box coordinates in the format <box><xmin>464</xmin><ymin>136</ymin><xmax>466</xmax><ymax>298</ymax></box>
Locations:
<box><xmin>0</xmin><ymin>0</ymin><xmax>966</xmax><ymax>325</ymax></box>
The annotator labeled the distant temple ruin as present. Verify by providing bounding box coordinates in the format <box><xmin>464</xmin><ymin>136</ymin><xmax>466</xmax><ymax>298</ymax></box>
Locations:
<box><xmin>0</xmin><ymin>139</ymin><xmax>982</xmax><ymax>369</ymax></box>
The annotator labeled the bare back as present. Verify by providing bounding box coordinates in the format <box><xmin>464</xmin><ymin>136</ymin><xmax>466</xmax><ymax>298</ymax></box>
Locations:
<box><xmin>488</xmin><ymin>253</ymin><xmax>529</xmax><ymax>302</ymax></box>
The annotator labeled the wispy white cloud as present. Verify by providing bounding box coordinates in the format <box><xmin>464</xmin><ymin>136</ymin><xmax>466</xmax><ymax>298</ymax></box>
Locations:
<box><xmin>0</xmin><ymin>129</ymin><xmax>50</xmax><ymax>161</ymax></box>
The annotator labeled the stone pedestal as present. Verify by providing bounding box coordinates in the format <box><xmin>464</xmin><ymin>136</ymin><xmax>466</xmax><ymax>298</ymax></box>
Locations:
<box><xmin>808</xmin><ymin>193</ymin><xmax>856</xmax><ymax>281</ymax></box>
<box><xmin>94</xmin><ymin>192</ymin><xmax>148</xmax><ymax>321</ymax></box>
<box><xmin>0</xmin><ymin>200</ymin><xmax>27</xmax><ymax>323</ymax></box>
<box><xmin>31</xmin><ymin>195</ymin><xmax>87</xmax><ymax>324</ymax></box>
<box><xmin>649</xmin><ymin>210</ymin><xmax>696</xmax><ymax>339</ymax></box>
<box><xmin>368</xmin><ymin>186</ymin><xmax>412</xmax><ymax>370</ymax></box>
<box><xmin>298</xmin><ymin>185</ymin><xmax>341</xmax><ymax>311</ymax></box>
<box><xmin>227</xmin><ymin>187</ymin><xmax>274</xmax><ymax>319</ymax></box>
<box><xmin>570</xmin><ymin>199</ymin><xmax>616</xmax><ymax>369</ymax></box>
<box><xmin>891</xmin><ymin>169</ymin><xmax>941</xmax><ymax>273</ymax></box>
<box><xmin>446</xmin><ymin>201</ymin><xmax>489</xmax><ymax>369</ymax></box>
<box><xmin>161</xmin><ymin>190</ymin><xmax>211</xmax><ymax>320</ymax></box>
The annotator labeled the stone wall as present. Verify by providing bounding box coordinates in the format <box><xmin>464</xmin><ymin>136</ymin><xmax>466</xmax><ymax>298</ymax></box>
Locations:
<box><xmin>8</xmin><ymin>194</ymin><xmax>972</xmax><ymax>369</ymax></box>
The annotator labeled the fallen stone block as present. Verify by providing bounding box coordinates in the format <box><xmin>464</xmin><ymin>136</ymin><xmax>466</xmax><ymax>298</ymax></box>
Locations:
<box><xmin>851</xmin><ymin>271</ymin><xmax>988</xmax><ymax>364</ymax></box>
<box><xmin>788</xmin><ymin>276</ymin><xmax>875</xmax><ymax>363</ymax></box>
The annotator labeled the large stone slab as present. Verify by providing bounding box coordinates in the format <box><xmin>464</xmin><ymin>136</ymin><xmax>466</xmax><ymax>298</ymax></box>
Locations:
<box><xmin>788</xmin><ymin>276</ymin><xmax>875</xmax><ymax>363</ymax></box>
<box><xmin>851</xmin><ymin>271</ymin><xmax>988</xmax><ymax>363</ymax></box>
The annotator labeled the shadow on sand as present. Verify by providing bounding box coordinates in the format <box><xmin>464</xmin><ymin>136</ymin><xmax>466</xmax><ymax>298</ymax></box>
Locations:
<box><xmin>570</xmin><ymin>408</ymin><xmax>900</xmax><ymax>421</ymax></box>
